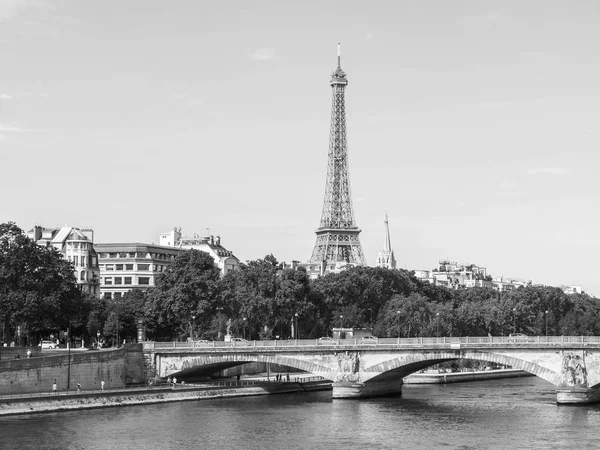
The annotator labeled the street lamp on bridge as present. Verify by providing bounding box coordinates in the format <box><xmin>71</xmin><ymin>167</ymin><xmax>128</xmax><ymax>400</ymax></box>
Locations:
<box><xmin>216</xmin><ymin>307</ymin><xmax>223</xmax><ymax>339</ymax></box>
<box><xmin>191</xmin><ymin>315</ymin><xmax>196</xmax><ymax>342</ymax></box>
<box><xmin>545</xmin><ymin>310</ymin><xmax>549</xmax><ymax>337</ymax></box>
<box><xmin>243</xmin><ymin>317</ymin><xmax>247</xmax><ymax>340</ymax></box>
<box><xmin>294</xmin><ymin>313</ymin><xmax>299</xmax><ymax>340</ymax></box>
<box><xmin>396</xmin><ymin>310</ymin><xmax>400</xmax><ymax>338</ymax></box>
<box><xmin>436</xmin><ymin>312</ymin><xmax>440</xmax><ymax>337</ymax></box>
<box><xmin>513</xmin><ymin>307</ymin><xmax>517</xmax><ymax>334</ymax></box>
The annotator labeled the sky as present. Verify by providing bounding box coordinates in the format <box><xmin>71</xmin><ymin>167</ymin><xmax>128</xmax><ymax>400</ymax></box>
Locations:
<box><xmin>1</xmin><ymin>1</ymin><xmax>599</xmax><ymax>295</ymax></box>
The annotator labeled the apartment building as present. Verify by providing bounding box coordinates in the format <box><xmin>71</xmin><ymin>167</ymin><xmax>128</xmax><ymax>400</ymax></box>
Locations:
<box><xmin>159</xmin><ymin>227</ymin><xmax>239</xmax><ymax>275</ymax></box>
<box><xmin>26</xmin><ymin>225</ymin><xmax>100</xmax><ymax>296</ymax></box>
<box><xmin>95</xmin><ymin>243</ymin><xmax>183</xmax><ymax>300</ymax></box>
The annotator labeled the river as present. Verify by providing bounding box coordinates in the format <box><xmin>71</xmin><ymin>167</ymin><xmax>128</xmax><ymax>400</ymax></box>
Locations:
<box><xmin>1</xmin><ymin>377</ymin><xmax>599</xmax><ymax>449</ymax></box>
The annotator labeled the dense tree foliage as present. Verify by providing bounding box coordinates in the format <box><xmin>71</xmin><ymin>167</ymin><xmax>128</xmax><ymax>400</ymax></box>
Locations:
<box><xmin>144</xmin><ymin>249</ymin><xmax>221</xmax><ymax>340</ymax></box>
<box><xmin>0</xmin><ymin>222</ymin><xmax>82</xmax><ymax>345</ymax></box>
<box><xmin>2</xmin><ymin>219</ymin><xmax>599</xmax><ymax>345</ymax></box>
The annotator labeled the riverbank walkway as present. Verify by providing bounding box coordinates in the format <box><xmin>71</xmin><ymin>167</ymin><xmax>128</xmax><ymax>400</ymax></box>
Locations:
<box><xmin>0</xmin><ymin>373</ymin><xmax>324</xmax><ymax>403</ymax></box>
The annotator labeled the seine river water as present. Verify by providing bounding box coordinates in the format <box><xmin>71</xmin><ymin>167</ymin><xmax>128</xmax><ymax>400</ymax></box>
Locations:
<box><xmin>1</xmin><ymin>377</ymin><xmax>600</xmax><ymax>449</ymax></box>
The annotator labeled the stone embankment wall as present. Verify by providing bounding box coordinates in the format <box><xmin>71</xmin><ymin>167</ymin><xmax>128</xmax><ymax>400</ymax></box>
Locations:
<box><xmin>0</xmin><ymin>348</ymin><xmax>131</xmax><ymax>395</ymax></box>
<box><xmin>0</xmin><ymin>347</ymin><xmax>42</xmax><ymax>361</ymax></box>
<box><xmin>0</xmin><ymin>383</ymin><xmax>304</xmax><ymax>416</ymax></box>
<box><xmin>125</xmin><ymin>344</ymin><xmax>145</xmax><ymax>384</ymax></box>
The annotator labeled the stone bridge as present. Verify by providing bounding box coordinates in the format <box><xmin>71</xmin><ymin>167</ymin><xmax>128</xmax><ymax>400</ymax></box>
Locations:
<box><xmin>142</xmin><ymin>336</ymin><xmax>600</xmax><ymax>404</ymax></box>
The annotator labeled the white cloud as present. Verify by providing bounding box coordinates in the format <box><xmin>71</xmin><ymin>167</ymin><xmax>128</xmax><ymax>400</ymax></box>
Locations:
<box><xmin>249</xmin><ymin>48</ymin><xmax>275</xmax><ymax>61</ymax></box>
<box><xmin>0</xmin><ymin>0</ymin><xmax>38</xmax><ymax>23</ymax></box>
<box><xmin>365</xmin><ymin>32</ymin><xmax>373</xmax><ymax>41</ymax></box>
<box><xmin>0</xmin><ymin>123</ymin><xmax>21</xmax><ymax>132</ymax></box>
<box><xmin>0</xmin><ymin>134</ymin><xmax>5</xmax><ymax>140</ymax></box>
<box><xmin>525</xmin><ymin>168</ymin><xmax>571</xmax><ymax>176</ymax></box>
<box><xmin>0</xmin><ymin>94</ymin><xmax>12</xmax><ymax>100</ymax></box>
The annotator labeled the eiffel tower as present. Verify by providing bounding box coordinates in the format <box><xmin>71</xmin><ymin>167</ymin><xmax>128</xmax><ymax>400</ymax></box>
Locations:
<box><xmin>309</xmin><ymin>44</ymin><xmax>365</xmax><ymax>268</ymax></box>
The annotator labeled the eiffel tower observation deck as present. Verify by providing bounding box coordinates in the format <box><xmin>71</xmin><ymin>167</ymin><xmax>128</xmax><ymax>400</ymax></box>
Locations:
<box><xmin>309</xmin><ymin>44</ymin><xmax>365</xmax><ymax>269</ymax></box>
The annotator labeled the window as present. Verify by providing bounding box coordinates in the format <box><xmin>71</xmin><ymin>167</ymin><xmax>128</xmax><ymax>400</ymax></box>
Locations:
<box><xmin>138</xmin><ymin>264</ymin><xmax>150</xmax><ymax>271</ymax></box>
<box><xmin>118</xmin><ymin>253</ymin><xmax>126</xmax><ymax>258</ymax></box>
<box><xmin>125</xmin><ymin>264</ymin><xmax>134</xmax><ymax>270</ymax></box>
<box><xmin>114</xmin><ymin>292</ymin><xmax>122</xmax><ymax>299</ymax></box>
<box><xmin>109</xmin><ymin>253</ymin><xmax>117</xmax><ymax>258</ymax></box>
<box><xmin>80</xmin><ymin>271</ymin><xmax>86</xmax><ymax>281</ymax></box>
<box><xmin>99</xmin><ymin>264</ymin><xmax>105</xmax><ymax>270</ymax></box>
<box><xmin>124</xmin><ymin>277</ymin><xmax>132</xmax><ymax>285</ymax></box>
<box><xmin>114</xmin><ymin>277</ymin><xmax>122</xmax><ymax>285</ymax></box>
<box><xmin>105</xmin><ymin>265</ymin><xmax>114</xmax><ymax>271</ymax></box>
<box><xmin>115</xmin><ymin>264</ymin><xmax>123</xmax><ymax>270</ymax></box>
<box><xmin>138</xmin><ymin>277</ymin><xmax>150</xmax><ymax>285</ymax></box>
<box><xmin>104</xmin><ymin>277</ymin><xmax>113</xmax><ymax>285</ymax></box>
<box><xmin>73</xmin><ymin>256</ymin><xmax>79</xmax><ymax>266</ymax></box>
<box><xmin>104</xmin><ymin>292</ymin><xmax>112</xmax><ymax>300</ymax></box>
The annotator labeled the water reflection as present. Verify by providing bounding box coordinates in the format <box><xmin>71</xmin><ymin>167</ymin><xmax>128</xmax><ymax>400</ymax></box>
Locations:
<box><xmin>1</xmin><ymin>377</ymin><xmax>599</xmax><ymax>450</ymax></box>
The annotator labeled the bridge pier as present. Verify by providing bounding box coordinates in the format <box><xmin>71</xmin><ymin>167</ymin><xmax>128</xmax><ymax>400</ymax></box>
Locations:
<box><xmin>332</xmin><ymin>379</ymin><xmax>403</xmax><ymax>399</ymax></box>
<box><xmin>556</xmin><ymin>386</ymin><xmax>600</xmax><ymax>405</ymax></box>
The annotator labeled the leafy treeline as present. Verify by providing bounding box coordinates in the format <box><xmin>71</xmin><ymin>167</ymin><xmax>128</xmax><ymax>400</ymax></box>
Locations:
<box><xmin>2</xmin><ymin>222</ymin><xmax>599</xmax><ymax>345</ymax></box>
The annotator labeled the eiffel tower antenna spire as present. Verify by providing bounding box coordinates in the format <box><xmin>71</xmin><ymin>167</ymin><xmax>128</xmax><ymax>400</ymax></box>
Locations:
<box><xmin>309</xmin><ymin>44</ymin><xmax>365</xmax><ymax>269</ymax></box>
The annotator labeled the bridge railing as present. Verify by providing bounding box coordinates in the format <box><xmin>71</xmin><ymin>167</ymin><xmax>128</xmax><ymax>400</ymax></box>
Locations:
<box><xmin>143</xmin><ymin>335</ymin><xmax>600</xmax><ymax>350</ymax></box>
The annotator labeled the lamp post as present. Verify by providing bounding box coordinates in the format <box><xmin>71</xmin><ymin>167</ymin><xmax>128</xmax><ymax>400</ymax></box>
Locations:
<box><xmin>436</xmin><ymin>312</ymin><xmax>440</xmax><ymax>337</ymax></box>
<box><xmin>191</xmin><ymin>315</ymin><xmax>196</xmax><ymax>342</ymax></box>
<box><xmin>243</xmin><ymin>317</ymin><xmax>247</xmax><ymax>340</ymax></box>
<box><xmin>545</xmin><ymin>310</ymin><xmax>549</xmax><ymax>338</ymax></box>
<box><xmin>396</xmin><ymin>310</ymin><xmax>401</xmax><ymax>339</ymax></box>
<box><xmin>294</xmin><ymin>313</ymin><xmax>299</xmax><ymax>340</ymax></box>
<box><xmin>512</xmin><ymin>307</ymin><xmax>517</xmax><ymax>334</ymax></box>
<box><xmin>97</xmin><ymin>330</ymin><xmax>100</xmax><ymax>349</ymax></box>
<box><xmin>216</xmin><ymin>307</ymin><xmax>223</xmax><ymax>339</ymax></box>
<box><xmin>66</xmin><ymin>322</ymin><xmax>71</xmax><ymax>391</ymax></box>
<box><xmin>369</xmin><ymin>308</ymin><xmax>373</xmax><ymax>331</ymax></box>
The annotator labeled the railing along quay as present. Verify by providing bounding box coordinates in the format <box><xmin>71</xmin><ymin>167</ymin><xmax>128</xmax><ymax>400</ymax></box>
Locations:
<box><xmin>145</xmin><ymin>335</ymin><xmax>600</xmax><ymax>350</ymax></box>
<box><xmin>0</xmin><ymin>377</ymin><xmax>326</xmax><ymax>402</ymax></box>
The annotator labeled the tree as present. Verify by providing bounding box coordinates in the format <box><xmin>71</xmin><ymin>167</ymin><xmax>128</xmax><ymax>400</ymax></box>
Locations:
<box><xmin>0</xmin><ymin>222</ymin><xmax>81</xmax><ymax>345</ymax></box>
<box><xmin>145</xmin><ymin>250</ymin><xmax>221</xmax><ymax>340</ymax></box>
<box><xmin>219</xmin><ymin>255</ymin><xmax>313</xmax><ymax>340</ymax></box>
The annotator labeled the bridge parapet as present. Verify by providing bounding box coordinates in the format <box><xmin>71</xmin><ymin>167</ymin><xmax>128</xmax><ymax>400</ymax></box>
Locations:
<box><xmin>142</xmin><ymin>336</ymin><xmax>600</xmax><ymax>404</ymax></box>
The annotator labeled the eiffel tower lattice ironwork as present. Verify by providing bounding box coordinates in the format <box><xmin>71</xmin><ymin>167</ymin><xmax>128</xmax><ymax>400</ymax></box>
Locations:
<box><xmin>309</xmin><ymin>44</ymin><xmax>365</xmax><ymax>267</ymax></box>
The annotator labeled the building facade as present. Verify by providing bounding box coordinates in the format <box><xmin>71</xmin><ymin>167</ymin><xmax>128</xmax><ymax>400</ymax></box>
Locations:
<box><xmin>159</xmin><ymin>228</ymin><xmax>239</xmax><ymax>275</ymax></box>
<box><xmin>27</xmin><ymin>226</ymin><xmax>100</xmax><ymax>296</ymax></box>
<box><xmin>413</xmin><ymin>260</ymin><xmax>492</xmax><ymax>289</ymax></box>
<box><xmin>95</xmin><ymin>243</ymin><xmax>183</xmax><ymax>300</ymax></box>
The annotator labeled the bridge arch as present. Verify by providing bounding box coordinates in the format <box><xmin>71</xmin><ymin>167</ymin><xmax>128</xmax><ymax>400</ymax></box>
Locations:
<box><xmin>160</xmin><ymin>353</ymin><xmax>338</xmax><ymax>381</ymax></box>
<box><xmin>362</xmin><ymin>350</ymin><xmax>562</xmax><ymax>386</ymax></box>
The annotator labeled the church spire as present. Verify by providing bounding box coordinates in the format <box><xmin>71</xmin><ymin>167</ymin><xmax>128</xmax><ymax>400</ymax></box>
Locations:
<box><xmin>376</xmin><ymin>213</ymin><xmax>396</xmax><ymax>269</ymax></box>
<box><xmin>382</xmin><ymin>212</ymin><xmax>392</xmax><ymax>252</ymax></box>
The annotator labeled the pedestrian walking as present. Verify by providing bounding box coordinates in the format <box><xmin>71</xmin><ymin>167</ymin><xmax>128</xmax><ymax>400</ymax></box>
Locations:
<box><xmin>52</xmin><ymin>379</ymin><xmax>58</xmax><ymax>395</ymax></box>
<box><xmin>172</xmin><ymin>376</ymin><xmax>177</xmax><ymax>388</ymax></box>
<box><xmin>100</xmin><ymin>379</ymin><xmax>105</xmax><ymax>391</ymax></box>
<box><xmin>26</xmin><ymin>348</ymin><xmax>32</xmax><ymax>358</ymax></box>
<box><xmin>76</xmin><ymin>382</ymin><xmax>81</xmax><ymax>393</ymax></box>
<box><xmin>286</xmin><ymin>373</ymin><xmax>290</xmax><ymax>382</ymax></box>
